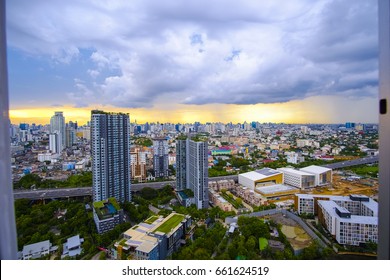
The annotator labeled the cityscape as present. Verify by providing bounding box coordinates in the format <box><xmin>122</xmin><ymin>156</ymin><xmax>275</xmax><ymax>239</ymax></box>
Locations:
<box><xmin>11</xmin><ymin>112</ymin><xmax>379</xmax><ymax>260</ymax></box>
<box><xmin>4</xmin><ymin>0</ymin><xmax>382</xmax><ymax>261</ymax></box>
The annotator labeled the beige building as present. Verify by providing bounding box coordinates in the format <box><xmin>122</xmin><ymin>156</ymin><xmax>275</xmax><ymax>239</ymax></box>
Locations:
<box><xmin>209</xmin><ymin>189</ymin><xmax>234</xmax><ymax>212</ymax></box>
<box><xmin>130</xmin><ymin>146</ymin><xmax>147</xmax><ymax>183</ymax></box>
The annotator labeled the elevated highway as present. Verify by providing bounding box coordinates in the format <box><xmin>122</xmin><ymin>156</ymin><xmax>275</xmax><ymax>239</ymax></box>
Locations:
<box><xmin>13</xmin><ymin>156</ymin><xmax>378</xmax><ymax>200</ymax></box>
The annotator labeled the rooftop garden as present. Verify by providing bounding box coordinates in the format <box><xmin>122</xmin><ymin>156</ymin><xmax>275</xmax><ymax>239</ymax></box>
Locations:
<box><xmin>93</xmin><ymin>197</ymin><xmax>120</xmax><ymax>219</ymax></box>
<box><xmin>191</xmin><ymin>136</ymin><xmax>208</xmax><ymax>142</ymax></box>
<box><xmin>153</xmin><ymin>214</ymin><xmax>184</xmax><ymax>234</ymax></box>
<box><xmin>145</xmin><ymin>216</ymin><xmax>159</xmax><ymax>224</ymax></box>
<box><xmin>177</xmin><ymin>134</ymin><xmax>188</xmax><ymax>140</ymax></box>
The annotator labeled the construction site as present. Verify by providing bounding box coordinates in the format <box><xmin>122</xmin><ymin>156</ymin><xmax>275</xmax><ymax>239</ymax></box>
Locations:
<box><xmin>268</xmin><ymin>173</ymin><xmax>378</xmax><ymax>204</ymax></box>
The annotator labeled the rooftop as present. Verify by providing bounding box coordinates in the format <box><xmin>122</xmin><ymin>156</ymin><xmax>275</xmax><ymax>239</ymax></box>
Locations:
<box><xmin>278</xmin><ymin>167</ymin><xmax>315</xmax><ymax>176</ymax></box>
<box><xmin>93</xmin><ymin>198</ymin><xmax>121</xmax><ymax>220</ymax></box>
<box><xmin>300</xmin><ymin>165</ymin><xmax>332</xmax><ymax>174</ymax></box>
<box><xmin>239</xmin><ymin>168</ymin><xmax>282</xmax><ymax>181</ymax></box>
<box><xmin>318</xmin><ymin>200</ymin><xmax>378</xmax><ymax>224</ymax></box>
<box><xmin>153</xmin><ymin>213</ymin><xmax>185</xmax><ymax>234</ymax></box>
<box><xmin>119</xmin><ymin>213</ymin><xmax>187</xmax><ymax>254</ymax></box>
<box><xmin>256</xmin><ymin>184</ymin><xmax>298</xmax><ymax>195</ymax></box>
<box><xmin>22</xmin><ymin>240</ymin><xmax>51</xmax><ymax>256</ymax></box>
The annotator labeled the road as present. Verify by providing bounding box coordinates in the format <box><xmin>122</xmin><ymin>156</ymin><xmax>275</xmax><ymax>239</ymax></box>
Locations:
<box><xmin>12</xmin><ymin>175</ymin><xmax>239</xmax><ymax>200</ymax></box>
<box><xmin>322</xmin><ymin>155</ymin><xmax>378</xmax><ymax>169</ymax></box>
<box><xmin>12</xmin><ymin>156</ymin><xmax>378</xmax><ymax>201</ymax></box>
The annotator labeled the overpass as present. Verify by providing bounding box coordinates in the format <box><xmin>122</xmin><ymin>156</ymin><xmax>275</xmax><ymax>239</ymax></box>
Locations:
<box><xmin>13</xmin><ymin>156</ymin><xmax>379</xmax><ymax>201</ymax></box>
<box><xmin>322</xmin><ymin>155</ymin><xmax>378</xmax><ymax>169</ymax></box>
<box><xmin>13</xmin><ymin>175</ymin><xmax>239</xmax><ymax>200</ymax></box>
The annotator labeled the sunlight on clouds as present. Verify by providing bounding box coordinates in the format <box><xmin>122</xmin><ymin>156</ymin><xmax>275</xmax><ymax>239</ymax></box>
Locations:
<box><xmin>8</xmin><ymin>95</ymin><xmax>378</xmax><ymax>125</ymax></box>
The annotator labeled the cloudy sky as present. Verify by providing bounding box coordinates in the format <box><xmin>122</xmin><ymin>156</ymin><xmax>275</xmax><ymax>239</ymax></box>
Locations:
<box><xmin>7</xmin><ymin>0</ymin><xmax>379</xmax><ymax>124</ymax></box>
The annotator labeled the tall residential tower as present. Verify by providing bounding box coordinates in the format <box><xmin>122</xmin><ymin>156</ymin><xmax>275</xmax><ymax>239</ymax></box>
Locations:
<box><xmin>91</xmin><ymin>110</ymin><xmax>131</xmax><ymax>203</ymax></box>
<box><xmin>153</xmin><ymin>138</ymin><xmax>169</xmax><ymax>178</ymax></box>
<box><xmin>176</xmin><ymin>136</ymin><xmax>209</xmax><ymax>209</ymax></box>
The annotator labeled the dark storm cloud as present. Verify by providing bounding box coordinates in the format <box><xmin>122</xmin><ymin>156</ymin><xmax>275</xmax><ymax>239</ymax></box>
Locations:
<box><xmin>6</xmin><ymin>0</ymin><xmax>378</xmax><ymax>108</ymax></box>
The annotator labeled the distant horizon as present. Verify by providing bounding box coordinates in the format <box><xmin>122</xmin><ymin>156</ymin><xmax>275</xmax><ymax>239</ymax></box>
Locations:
<box><xmin>8</xmin><ymin>108</ymin><xmax>378</xmax><ymax>127</ymax></box>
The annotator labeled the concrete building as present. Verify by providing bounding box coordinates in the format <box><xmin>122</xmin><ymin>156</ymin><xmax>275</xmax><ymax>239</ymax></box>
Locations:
<box><xmin>93</xmin><ymin>198</ymin><xmax>124</xmax><ymax>234</ymax></box>
<box><xmin>50</xmin><ymin>111</ymin><xmax>65</xmax><ymax>148</ymax></box>
<box><xmin>188</xmin><ymin>139</ymin><xmax>209</xmax><ymax>209</ymax></box>
<box><xmin>299</xmin><ymin>165</ymin><xmax>332</xmax><ymax>186</ymax></box>
<box><xmin>91</xmin><ymin>110</ymin><xmax>131</xmax><ymax>203</ymax></box>
<box><xmin>238</xmin><ymin>168</ymin><xmax>283</xmax><ymax>190</ymax></box>
<box><xmin>209</xmin><ymin>189</ymin><xmax>234</xmax><ymax>212</ymax></box>
<box><xmin>176</xmin><ymin>138</ymin><xmax>188</xmax><ymax>192</ymax></box>
<box><xmin>296</xmin><ymin>139</ymin><xmax>310</xmax><ymax>148</ymax></box>
<box><xmin>278</xmin><ymin>167</ymin><xmax>315</xmax><ymax>189</ymax></box>
<box><xmin>295</xmin><ymin>194</ymin><xmax>378</xmax><ymax>216</ymax></box>
<box><xmin>20</xmin><ymin>240</ymin><xmax>57</xmax><ymax>260</ymax></box>
<box><xmin>255</xmin><ymin>184</ymin><xmax>299</xmax><ymax>199</ymax></box>
<box><xmin>65</xmin><ymin>126</ymin><xmax>76</xmax><ymax>148</ymax></box>
<box><xmin>130</xmin><ymin>147</ymin><xmax>147</xmax><ymax>183</ymax></box>
<box><xmin>318</xmin><ymin>200</ymin><xmax>378</xmax><ymax>246</ymax></box>
<box><xmin>285</xmin><ymin>151</ymin><xmax>305</xmax><ymax>164</ymax></box>
<box><xmin>61</xmin><ymin>235</ymin><xmax>84</xmax><ymax>259</ymax></box>
<box><xmin>176</xmin><ymin>137</ymin><xmax>209</xmax><ymax>209</ymax></box>
<box><xmin>153</xmin><ymin>138</ymin><xmax>169</xmax><ymax>178</ymax></box>
<box><xmin>115</xmin><ymin>213</ymin><xmax>192</xmax><ymax>260</ymax></box>
<box><xmin>208</xmin><ymin>179</ymin><xmax>235</xmax><ymax>192</ymax></box>
<box><xmin>49</xmin><ymin>132</ymin><xmax>62</xmax><ymax>154</ymax></box>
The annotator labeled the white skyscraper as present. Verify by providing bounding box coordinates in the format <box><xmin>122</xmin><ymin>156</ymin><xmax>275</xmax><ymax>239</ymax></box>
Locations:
<box><xmin>49</xmin><ymin>132</ymin><xmax>62</xmax><ymax>154</ymax></box>
<box><xmin>50</xmin><ymin>111</ymin><xmax>65</xmax><ymax>149</ymax></box>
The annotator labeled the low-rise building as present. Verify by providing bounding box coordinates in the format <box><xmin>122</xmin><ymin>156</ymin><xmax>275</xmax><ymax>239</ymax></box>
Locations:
<box><xmin>209</xmin><ymin>189</ymin><xmax>234</xmax><ymax>212</ymax></box>
<box><xmin>93</xmin><ymin>198</ymin><xmax>123</xmax><ymax>234</ymax></box>
<box><xmin>299</xmin><ymin>165</ymin><xmax>332</xmax><ymax>186</ymax></box>
<box><xmin>115</xmin><ymin>213</ymin><xmax>192</xmax><ymax>260</ymax></box>
<box><xmin>238</xmin><ymin>168</ymin><xmax>283</xmax><ymax>190</ymax></box>
<box><xmin>278</xmin><ymin>167</ymin><xmax>315</xmax><ymax>189</ymax></box>
<box><xmin>61</xmin><ymin>235</ymin><xmax>84</xmax><ymax>259</ymax></box>
<box><xmin>255</xmin><ymin>184</ymin><xmax>299</xmax><ymax>199</ymax></box>
<box><xmin>20</xmin><ymin>240</ymin><xmax>57</xmax><ymax>260</ymax></box>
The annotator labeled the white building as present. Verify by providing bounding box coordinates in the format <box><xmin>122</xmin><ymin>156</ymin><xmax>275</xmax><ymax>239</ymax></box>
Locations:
<box><xmin>49</xmin><ymin>132</ymin><xmax>62</xmax><ymax>154</ymax></box>
<box><xmin>38</xmin><ymin>153</ymin><xmax>54</xmax><ymax>162</ymax></box>
<box><xmin>75</xmin><ymin>159</ymin><xmax>88</xmax><ymax>170</ymax></box>
<box><xmin>278</xmin><ymin>167</ymin><xmax>315</xmax><ymax>189</ymax></box>
<box><xmin>286</xmin><ymin>152</ymin><xmax>305</xmax><ymax>164</ymax></box>
<box><xmin>62</xmin><ymin>235</ymin><xmax>84</xmax><ymax>259</ymax></box>
<box><xmin>295</xmin><ymin>194</ymin><xmax>378</xmax><ymax>217</ymax></box>
<box><xmin>318</xmin><ymin>200</ymin><xmax>378</xmax><ymax>246</ymax></box>
<box><xmin>238</xmin><ymin>168</ymin><xmax>283</xmax><ymax>190</ymax></box>
<box><xmin>50</xmin><ymin>111</ymin><xmax>65</xmax><ymax>148</ymax></box>
<box><xmin>299</xmin><ymin>165</ymin><xmax>332</xmax><ymax>186</ymax></box>
<box><xmin>20</xmin><ymin>240</ymin><xmax>57</xmax><ymax>260</ymax></box>
<box><xmin>296</xmin><ymin>139</ymin><xmax>311</xmax><ymax>148</ymax></box>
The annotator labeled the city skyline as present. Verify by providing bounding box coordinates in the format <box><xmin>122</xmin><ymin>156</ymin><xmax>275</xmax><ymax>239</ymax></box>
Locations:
<box><xmin>7</xmin><ymin>0</ymin><xmax>378</xmax><ymax>124</ymax></box>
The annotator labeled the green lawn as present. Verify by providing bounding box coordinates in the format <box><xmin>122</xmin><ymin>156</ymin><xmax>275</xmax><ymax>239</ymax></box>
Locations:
<box><xmin>153</xmin><ymin>214</ymin><xmax>184</xmax><ymax>233</ymax></box>
<box><xmin>259</xmin><ymin>238</ymin><xmax>268</xmax><ymax>251</ymax></box>
<box><xmin>145</xmin><ymin>216</ymin><xmax>159</xmax><ymax>224</ymax></box>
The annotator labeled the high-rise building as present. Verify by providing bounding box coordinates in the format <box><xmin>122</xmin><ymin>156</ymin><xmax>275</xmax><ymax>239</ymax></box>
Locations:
<box><xmin>176</xmin><ymin>137</ymin><xmax>209</xmax><ymax>209</ymax></box>
<box><xmin>153</xmin><ymin>138</ymin><xmax>169</xmax><ymax>178</ymax></box>
<box><xmin>50</xmin><ymin>111</ymin><xmax>65</xmax><ymax>149</ymax></box>
<box><xmin>49</xmin><ymin>132</ymin><xmax>62</xmax><ymax>154</ymax></box>
<box><xmin>130</xmin><ymin>146</ymin><xmax>147</xmax><ymax>183</ymax></box>
<box><xmin>176</xmin><ymin>138</ymin><xmax>188</xmax><ymax>192</ymax></box>
<box><xmin>65</xmin><ymin>126</ymin><xmax>76</xmax><ymax>148</ymax></box>
<box><xmin>91</xmin><ymin>110</ymin><xmax>131</xmax><ymax>203</ymax></box>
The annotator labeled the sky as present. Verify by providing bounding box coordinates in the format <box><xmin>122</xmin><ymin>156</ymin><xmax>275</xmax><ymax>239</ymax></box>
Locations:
<box><xmin>6</xmin><ymin>0</ymin><xmax>379</xmax><ymax>125</ymax></box>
